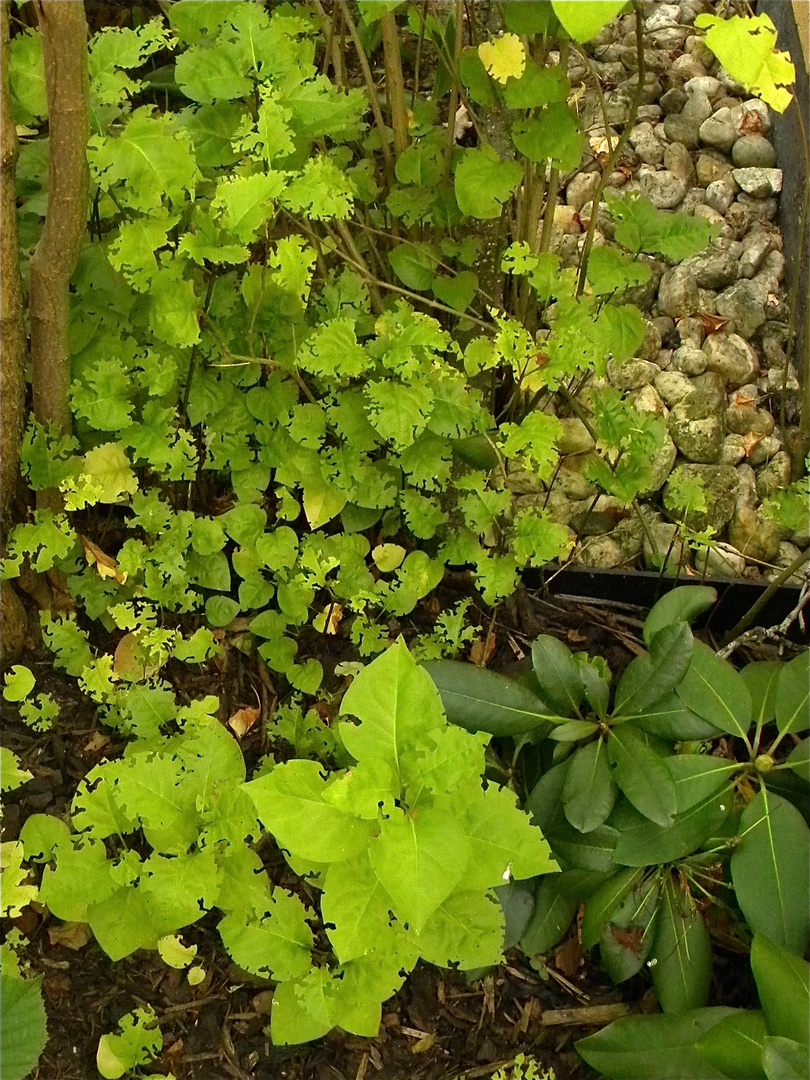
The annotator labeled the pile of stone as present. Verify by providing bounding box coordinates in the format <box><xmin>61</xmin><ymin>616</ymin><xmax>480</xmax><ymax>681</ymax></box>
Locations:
<box><xmin>519</xmin><ymin>0</ymin><xmax>807</xmax><ymax>583</ymax></box>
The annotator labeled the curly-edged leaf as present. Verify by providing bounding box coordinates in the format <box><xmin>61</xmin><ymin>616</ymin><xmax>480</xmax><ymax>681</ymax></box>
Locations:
<box><xmin>587</xmin><ymin>248</ymin><xmax>651</xmax><ymax>296</ymax></box>
<box><xmin>520</xmin><ymin>877</ymin><xmax>578</xmax><ymax>955</ymax></box>
<box><xmin>732</xmin><ymin>789</ymin><xmax>810</xmax><ymax>955</ymax></box>
<box><xmin>364</xmin><ymin>380</ymin><xmax>432</xmax><ymax>448</ymax></box>
<box><xmin>604</xmin><ymin>189</ymin><xmax>719</xmax><ymax>261</ymax></box>
<box><xmin>218</xmin><ymin>889</ymin><xmax>312</xmax><ymax>980</ymax></box>
<box><xmin>750</xmin><ymin>934</ymin><xmax>809</xmax><ymax>1045</ymax></box>
<box><xmin>0</xmin><ymin>972</ymin><xmax>48</xmax><ymax>1080</ymax></box>
<box><xmin>563</xmin><ymin>739</ymin><xmax>618</xmax><ymax>833</ymax></box>
<box><xmin>650</xmin><ymin>878</ymin><xmax>711</xmax><ymax>1014</ymax></box>
<box><xmin>694</xmin><ymin>12</ymin><xmax>795</xmax><ymax>112</ymax></box>
<box><xmin>576</xmin><ymin>1008</ymin><xmax>737</xmax><ymax>1080</ymax></box>
<box><xmin>694</xmin><ymin>1010</ymin><xmax>768</xmax><ymax>1080</ymax></box>
<box><xmin>531</xmin><ymin>634</ymin><xmax>584</xmax><ymax>717</ymax></box>
<box><xmin>776</xmin><ymin>651</ymin><xmax>809</xmax><ymax>735</ymax></box>
<box><xmin>175</xmin><ymin>40</ymin><xmax>251</xmax><ymax>103</ymax></box>
<box><xmin>607</xmin><ymin>726</ymin><xmax>677</xmax><ymax>826</ymax></box>
<box><xmin>613</xmin><ymin>787</ymin><xmax>733</xmax><ymax>867</ymax></box>
<box><xmin>675</xmin><ymin>640</ymin><xmax>752</xmax><ymax>738</ymax></box>
<box><xmin>551</xmin><ymin>0</ymin><xmax>627</xmax><ymax>42</ymax></box>
<box><xmin>423</xmin><ymin>660</ymin><xmax>557</xmax><ymax>737</ymax></box>
<box><xmin>614</xmin><ymin>623</ymin><xmax>694</xmax><ymax>718</ymax></box>
<box><xmin>454</xmin><ymin>145</ymin><xmax>523</xmax><ymax>220</ymax></box>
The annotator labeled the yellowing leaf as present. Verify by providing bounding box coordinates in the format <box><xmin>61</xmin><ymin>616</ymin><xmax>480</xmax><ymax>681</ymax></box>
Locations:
<box><xmin>695</xmin><ymin>12</ymin><xmax>795</xmax><ymax>112</ymax></box>
<box><xmin>48</xmin><ymin>922</ymin><xmax>93</xmax><ymax>950</ymax></box>
<box><xmin>187</xmin><ymin>965</ymin><xmax>206</xmax><ymax>986</ymax></box>
<box><xmin>312</xmin><ymin>602</ymin><xmax>343</xmax><ymax>635</ymax></box>
<box><xmin>228</xmin><ymin>705</ymin><xmax>260</xmax><ymax>739</ymax></box>
<box><xmin>80</xmin><ymin>535</ymin><xmax>127</xmax><ymax>583</ymax></box>
<box><xmin>372</xmin><ymin>544</ymin><xmax>406</xmax><ymax>573</ymax></box>
<box><xmin>113</xmin><ymin>632</ymin><xmax>161</xmax><ymax>680</ymax></box>
<box><xmin>157</xmin><ymin>935</ymin><xmax>197</xmax><ymax>969</ymax></box>
<box><xmin>478</xmin><ymin>34</ymin><xmax>526</xmax><ymax>85</ymax></box>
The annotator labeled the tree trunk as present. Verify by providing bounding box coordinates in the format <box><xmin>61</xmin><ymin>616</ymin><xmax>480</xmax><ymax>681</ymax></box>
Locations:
<box><xmin>0</xmin><ymin>1</ymin><xmax>26</xmax><ymax>533</ymax></box>
<box><xmin>29</xmin><ymin>0</ymin><xmax>89</xmax><ymax>440</ymax></box>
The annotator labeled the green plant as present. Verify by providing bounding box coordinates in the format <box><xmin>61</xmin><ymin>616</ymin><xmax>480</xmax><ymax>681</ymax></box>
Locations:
<box><xmin>427</xmin><ymin>586</ymin><xmax>809</xmax><ymax>1019</ymax></box>
<box><xmin>576</xmin><ymin>934</ymin><xmax>809</xmax><ymax>1080</ymax></box>
<box><xmin>96</xmin><ymin>1005</ymin><xmax>165</xmax><ymax>1080</ymax></box>
<box><xmin>0</xmin><ymin>944</ymin><xmax>48</xmax><ymax>1080</ymax></box>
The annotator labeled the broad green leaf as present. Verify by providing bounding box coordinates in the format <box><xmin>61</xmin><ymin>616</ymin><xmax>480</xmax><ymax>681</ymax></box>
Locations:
<box><xmin>459</xmin><ymin>783</ymin><xmax>557</xmax><ymax>890</ymax></box>
<box><xmin>613</xmin><ymin>787</ymin><xmax>732</xmax><ymax>866</ymax></box>
<box><xmin>676</xmin><ymin>640</ymin><xmax>753</xmax><ymax>738</ymax></box>
<box><xmin>563</xmin><ymin>739</ymin><xmax>618</xmax><ymax>833</ymax></box>
<box><xmin>96</xmin><ymin>1006</ymin><xmax>161</xmax><ymax>1080</ymax></box>
<box><xmin>762</xmin><ymin>1037</ymin><xmax>809</xmax><ymax>1080</ymax></box>
<box><xmin>340</xmin><ymin>640</ymin><xmax>445</xmax><ymax>777</ymax></box>
<box><xmin>776</xmin><ymin>651</ymin><xmax>809</xmax><ymax>734</ymax></box>
<box><xmin>204</xmin><ymin>595</ymin><xmax>240</xmax><ymax>627</ymax></box>
<box><xmin>503</xmin><ymin>61</ymin><xmax>568</xmax><ymax>108</ymax></box>
<box><xmin>7</xmin><ymin>29</ymin><xmax>46</xmax><ymax>123</ymax></box>
<box><xmin>431</xmin><ymin>270</ymin><xmax>478</xmax><ymax>313</ymax></box>
<box><xmin>321</xmin><ymin>855</ymin><xmax>397</xmax><ymax>963</ymax></box>
<box><xmin>364</xmin><ymin>379</ymin><xmax>432</xmax><ymax>448</ymax></box>
<box><xmin>597</xmin><ymin>302</ymin><xmax>646</xmax><ymax>363</ymax></box>
<box><xmin>695</xmin><ymin>1011</ymin><xmax>768</xmax><ymax>1080</ymax></box>
<box><xmin>424</xmin><ymin>659</ymin><xmax>558</xmax><ymax>737</ymax></box>
<box><xmin>551</xmin><ymin>0</ymin><xmax>627</xmax><ymax>41</ymax></box>
<box><xmin>650</xmin><ymin>878</ymin><xmax>711</xmax><ymax>1013</ymax></box>
<box><xmin>642</xmin><ymin>586</ymin><xmax>717</xmax><ymax>647</ymax></box>
<box><xmin>632</xmin><ymin>691</ymin><xmax>723</xmax><ymax>741</ymax></box>
<box><xmin>497</xmin><ymin>880</ymin><xmax>536</xmax><ymax>950</ymax></box>
<box><xmin>786</xmin><ymin>739</ymin><xmax>809</xmax><ymax>782</ymax></box>
<box><xmin>526</xmin><ymin>759</ymin><xmax>619</xmax><ymax>872</ymax></box>
<box><xmin>511</xmin><ymin>104</ymin><xmax>583</xmax><ymax>171</ymax></box>
<box><xmin>389</xmin><ymin>242</ymin><xmax>440</xmax><ymax>291</ymax></box>
<box><xmin>454</xmin><ymin>145</ymin><xmax>523</xmax><ymax>220</ymax></box>
<box><xmin>547</xmin><ymin>720</ymin><xmax>600</xmax><ymax>742</ymax></box>
<box><xmin>218</xmin><ymin>890</ymin><xmax>312</xmax><ymax>980</ymax></box>
<box><xmin>520</xmin><ymin>877</ymin><xmax>578</xmax><ymax>955</ymax></box>
<box><xmin>175</xmin><ymin>40</ymin><xmax>252</xmax><ymax>103</ymax></box>
<box><xmin>88</xmin><ymin>885</ymin><xmax>161</xmax><ymax>960</ymax></box>
<box><xmin>614</xmin><ymin>623</ymin><xmax>693</xmax><ymax>717</ymax></box>
<box><xmin>587</xmin><ymin>247</ymin><xmax>651</xmax><ymax>296</ymax></box>
<box><xmin>604</xmin><ymin>190</ymin><xmax>719</xmax><ymax>261</ymax></box>
<box><xmin>531</xmin><ymin>635</ymin><xmax>584</xmax><ymax>717</ymax></box>
<box><xmin>750</xmin><ymin>934</ymin><xmax>809</xmax><ymax>1044</ymax></box>
<box><xmin>2</xmin><ymin>666</ymin><xmax>35</xmax><ymax>703</ymax></box>
<box><xmin>0</xmin><ymin>973</ymin><xmax>47</xmax><ymax>1080</ymax></box>
<box><xmin>607</xmin><ymin>726</ymin><xmax>677</xmax><ymax>826</ymax></box>
<box><xmin>369</xmin><ymin>804</ymin><xmax>470</xmax><ymax>933</ymax></box>
<box><xmin>580</xmin><ymin>867</ymin><xmax>641</xmax><ymax>949</ymax></box>
<box><xmin>458</xmin><ymin>47</ymin><xmax>497</xmax><ymax>107</ymax></box>
<box><xmin>665</xmin><ymin>755</ymin><xmax>740</xmax><ymax>812</ymax></box>
<box><xmin>0</xmin><ymin>747</ymin><xmax>33</xmax><ymax>793</ymax></box>
<box><xmin>695</xmin><ymin>12</ymin><xmax>795</xmax><ymax>111</ymax></box>
<box><xmin>413</xmin><ymin>890</ymin><xmax>505</xmax><ymax>970</ymax></box>
<box><xmin>731</xmin><ymin>789</ymin><xmax>810</xmax><ymax>955</ymax></box>
<box><xmin>245</xmin><ymin>760</ymin><xmax>372</xmax><ymax>863</ymax></box>
<box><xmin>741</xmin><ymin>661</ymin><xmax>783</xmax><ymax>727</ymax></box>
<box><xmin>504</xmin><ymin>2</ymin><xmax>560</xmax><ymax>36</ymax></box>
<box><xmin>576</xmin><ymin>1008</ymin><xmax>736</xmax><ymax>1079</ymax></box>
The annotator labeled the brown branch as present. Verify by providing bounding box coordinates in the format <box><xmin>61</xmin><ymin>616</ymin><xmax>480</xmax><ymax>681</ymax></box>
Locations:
<box><xmin>28</xmin><ymin>0</ymin><xmax>89</xmax><ymax>442</ymax></box>
<box><xmin>0</xmin><ymin>0</ymin><xmax>26</xmax><ymax>531</ymax></box>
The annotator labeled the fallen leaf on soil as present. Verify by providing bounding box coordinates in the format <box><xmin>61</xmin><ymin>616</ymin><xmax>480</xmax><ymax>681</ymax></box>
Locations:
<box><xmin>555</xmin><ymin>936</ymin><xmax>583</xmax><ymax>977</ymax></box>
<box><xmin>48</xmin><ymin>922</ymin><xmax>92</xmax><ymax>950</ymax></box>
<box><xmin>83</xmin><ymin>732</ymin><xmax>110</xmax><ymax>755</ymax></box>
<box><xmin>313</xmin><ymin>602</ymin><xmax>343</xmax><ymax>634</ymax></box>
<box><xmin>228</xmin><ymin>705</ymin><xmax>260</xmax><ymax>738</ymax></box>
<box><xmin>80</xmin><ymin>535</ymin><xmax>127</xmax><ymax>583</ymax></box>
<box><xmin>113</xmin><ymin>631</ymin><xmax>161</xmax><ymax>679</ymax></box>
<box><xmin>470</xmin><ymin>636</ymin><xmax>495</xmax><ymax>666</ymax></box>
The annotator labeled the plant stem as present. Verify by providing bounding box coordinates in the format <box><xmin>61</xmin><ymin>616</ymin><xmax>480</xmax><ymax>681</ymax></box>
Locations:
<box><xmin>720</xmin><ymin>547</ymin><xmax>810</xmax><ymax>650</ymax></box>
<box><xmin>337</xmin><ymin>1</ymin><xmax>393</xmax><ymax>180</ymax></box>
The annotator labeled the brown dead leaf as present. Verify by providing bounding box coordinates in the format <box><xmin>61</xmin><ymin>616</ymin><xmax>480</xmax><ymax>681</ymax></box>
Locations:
<box><xmin>315</xmin><ymin>602</ymin><xmax>343</xmax><ymax>635</ymax></box>
<box><xmin>738</xmin><ymin>108</ymin><xmax>764</xmax><ymax>136</ymax></box>
<box><xmin>80</xmin><ymin>535</ymin><xmax>127</xmax><ymax>584</ymax></box>
<box><xmin>83</xmin><ymin>732</ymin><xmax>110</xmax><ymax>755</ymax></box>
<box><xmin>469</xmin><ymin>636</ymin><xmax>495</xmax><ymax>667</ymax></box>
<box><xmin>567</xmin><ymin>628</ymin><xmax>587</xmax><ymax>644</ymax></box>
<box><xmin>228</xmin><ymin>705</ymin><xmax>260</xmax><ymax>739</ymax></box>
<box><xmin>48</xmin><ymin>922</ymin><xmax>92</xmax><ymax>950</ymax></box>
<box><xmin>741</xmin><ymin>432</ymin><xmax>763</xmax><ymax>458</ymax></box>
<box><xmin>114</xmin><ymin>631</ymin><xmax>161</xmax><ymax>679</ymax></box>
<box><xmin>554</xmin><ymin>936</ymin><xmax>583</xmax><ymax>977</ymax></box>
<box><xmin>699</xmin><ymin>313</ymin><xmax>729</xmax><ymax>335</ymax></box>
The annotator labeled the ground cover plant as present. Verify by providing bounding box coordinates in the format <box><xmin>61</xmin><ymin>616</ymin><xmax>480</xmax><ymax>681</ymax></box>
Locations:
<box><xmin>0</xmin><ymin>1</ymin><xmax>807</xmax><ymax>1077</ymax></box>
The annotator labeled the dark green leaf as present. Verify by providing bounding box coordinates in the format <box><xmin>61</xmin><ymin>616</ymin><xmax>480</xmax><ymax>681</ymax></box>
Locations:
<box><xmin>575</xmin><ymin>1008</ymin><xmax>737</xmax><ymax>1079</ymax></box>
<box><xmin>431</xmin><ymin>270</ymin><xmax>478</xmax><ymax>313</ymax></box>
<box><xmin>776</xmin><ymin>651</ymin><xmax>809</xmax><ymax>735</ymax></box>
<box><xmin>614</xmin><ymin>623</ymin><xmax>694</xmax><ymax>718</ymax></box>
<box><xmin>563</xmin><ymin>739</ymin><xmax>618</xmax><ymax>833</ymax></box>
<box><xmin>741</xmin><ymin>661</ymin><xmax>782</xmax><ymax>726</ymax></box>
<box><xmin>388</xmin><ymin>242</ymin><xmax>440</xmax><ymax>291</ymax></box>
<box><xmin>695</xmin><ymin>1010</ymin><xmax>768</xmax><ymax>1080</ymax></box>
<box><xmin>731</xmin><ymin>790</ymin><xmax>810</xmax><ymax>955</ymax></box>
<box><xmin>786</xmin><ymin>739</ymin><xmax>809</xmax><ymax>782</ymax></box>
<box><xmin>750</xmin><ymin>934</ymin><xmax>810</xmax><ymax>1044</ymax></box>
<box><xmin>531</xmin><ymin>635</ymin><xmax>583</xmax><ymax>717</ymax></box>
<box><xmin>642</xmin><ymin>586</ymin><xmax>717</xmax><ymax>647</ymax></box>
<box><xmin>581</xmin><ymin>868</ymin><xmax>641</xmax><ymax>948</ymax></box>
<box><xmin>526</xmin><ymin>760</ymin><xmax>619</xmax><ymax>871</ymax></box>
<box><xmin>504</xmin><ymin>2</ymin><xmax>560</xmax><ymax>37</ymax></box>
<box><xmin>502</xmin><ymin>61</ymin><xmax>567</xmax><ymax>108</ymax></box>
<box><xmin>613</xmin><ymin>788</ymin><xmax>732</xmax><ymax>866</ymax></box>
<box><xmin>607</xmin><ymin>725</ymin><xmax>677</xmax><ymax>826</ymax></box>
<box><xmin>510</xmin><ymin>104</ymin><xmax>583</xmax><ymax>171</ymax></box>
<box><xmin>547</xmin><ymin>719</ymin><xmax>600</xmax><ymax>742</ymax></box>
<box><xmin>633</xmin><ymin>691</ymin><xmax>724</xmax><ymax>741</ymax></box>
<box><xmin>496</xmin><ymin>880</ymin><xmax>536</xmax><ymax>950</ymax></box>
<box><xmin>650</xmin><ymin>877</ymin><xmax>712</xmax><ymax>1013</ymax></box>
<box><xmin>598</xmin><ymin>878</ymin><xmax>659</xmax><ymax>984</ymax></box>
<box><xmin>665</xmin><ymin>755</ymin><xmax>740</xmax><ymax>812</ymax></box>
<box><xmin>423</xmin><ymin>660</ymin><xmax>557</xmax><ymax>737</ymax></box>
<box><xmin>520</xmin><ymin>877</ymin><xmax>578</xmax><ymax>955</ymax></box>
<box><xmin>458</xmin><ymin>47</ymin><xmax>497</xmax><ymax>106</ymax></box>
<box><xmin>676</xmin><ymin>640</ymin><xmax>753</xmax><ymax>738</ymax></box>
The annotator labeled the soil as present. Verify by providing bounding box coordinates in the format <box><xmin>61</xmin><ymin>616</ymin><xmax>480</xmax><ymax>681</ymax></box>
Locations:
<box><xmin>2</xmin><ymin>584</ymin><xmax>760</xmax><ymax>1080</ymax></box>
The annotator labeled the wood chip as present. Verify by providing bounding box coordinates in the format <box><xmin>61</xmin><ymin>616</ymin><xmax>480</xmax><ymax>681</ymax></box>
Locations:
<box><xmin>542</xmin><ymin>1003</ymin><xmax>631</xmax><ymax>1026</ymax></box>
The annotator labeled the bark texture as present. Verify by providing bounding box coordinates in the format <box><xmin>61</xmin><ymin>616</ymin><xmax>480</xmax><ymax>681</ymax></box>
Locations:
<box><xmin>1</xmin><ymin>1</ymin><xmax>26</xmax><ymax>532</ymax></box>
<box><xmin>29</xmin><ymin>0</ymin><xmax>89</xmax><ymax>438</ymax></box>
